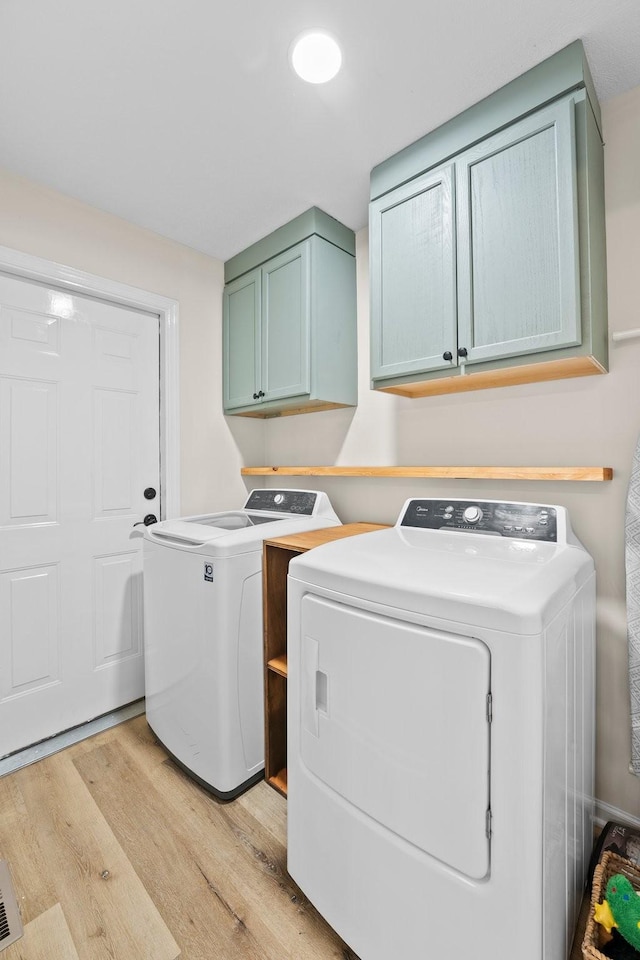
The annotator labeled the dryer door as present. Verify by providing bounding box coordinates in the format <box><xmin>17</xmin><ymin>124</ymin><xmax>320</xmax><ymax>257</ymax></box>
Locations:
<box><xmin>299</xmin><ymin>596</ymin><xmax>491</xmax><ymax>880</ymax></box>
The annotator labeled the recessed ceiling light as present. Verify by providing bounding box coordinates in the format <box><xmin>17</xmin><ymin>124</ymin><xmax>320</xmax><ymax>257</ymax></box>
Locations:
<box><xmin>290</xmin><ymin>30</ymin><xmax>342</xmax><ymax>84</ymax></box>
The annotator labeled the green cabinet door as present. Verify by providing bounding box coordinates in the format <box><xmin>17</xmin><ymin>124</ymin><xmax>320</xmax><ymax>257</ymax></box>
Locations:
<box><xmin>223</xmin><ymin>268</ymin><xmax>261</xmax><ymax>409</ymax></box>
<box><xmin>370</xmin><ymin>164</ymin><xmax>457</xmax><ymax>380</ymax></box>
<box><xmin>261</xmin><ymin>241</ymin><xmax>311</xmax><ymax>402</ymax></box>
<box><xmin>456</xmin><ymin>96</ymin><xmax>581</xmax><ymax>365</ymax></box>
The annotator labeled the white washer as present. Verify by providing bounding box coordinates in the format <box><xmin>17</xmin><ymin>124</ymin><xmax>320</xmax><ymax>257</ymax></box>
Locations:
<box><xmin>287</xmin><ymin>498</ymin><xmax>595</xmax><ymax>960</ymax></box>
<box><xmin>143</xmin><ymin>489</ymin><xmax>340</xmax><ymax>799</ymax></box>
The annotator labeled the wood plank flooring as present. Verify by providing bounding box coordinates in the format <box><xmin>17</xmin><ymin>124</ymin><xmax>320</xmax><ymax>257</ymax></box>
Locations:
<box><xmin>0</xmin><ymin>713</ymin><xmax>594</xmax><ymax>959</ymax></box>
<box><xmin>0</xmin><ymin>716</ymin><xmax>359</xmax><ymax>960</ymax></box>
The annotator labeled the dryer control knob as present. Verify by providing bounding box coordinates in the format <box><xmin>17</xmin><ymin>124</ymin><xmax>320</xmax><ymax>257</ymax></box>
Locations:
<box><xmin>463</xmin><ymin>505</ymin><xmax>483</xmax><ymax>523</ymax></box>
<box><xmin>274</xmin><ymin>493</ymin><xmax>285</xmax><ymax>505</ymax></box>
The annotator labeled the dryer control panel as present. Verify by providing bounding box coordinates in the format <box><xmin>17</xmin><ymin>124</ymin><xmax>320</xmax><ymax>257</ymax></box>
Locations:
<box><xmin>400</xmin><ymin>499</ymin><xmax>558</xmax><ymax>542</ymax></box>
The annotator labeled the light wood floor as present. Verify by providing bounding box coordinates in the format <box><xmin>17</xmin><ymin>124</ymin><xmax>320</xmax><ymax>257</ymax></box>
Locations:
<box><xmin>0</xmin><ymin>713</ymin><xmax>595</xmax><ymax>960</ymax></box>
<box><xmin>0</xmin><ymin>715</ymin><xmax>359</xmax><ymax>960</ymax></box>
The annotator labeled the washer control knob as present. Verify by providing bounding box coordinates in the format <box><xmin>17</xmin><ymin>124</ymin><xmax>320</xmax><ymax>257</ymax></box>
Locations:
<box><xmin>274</xmin><ymin>493</ymin><xmax>285</xmax><ymax>505</ymax></box>
<box><xmin>463</xmin><ymin>505</ymin><xmax>483</xmax><ymax>524</ymax></box>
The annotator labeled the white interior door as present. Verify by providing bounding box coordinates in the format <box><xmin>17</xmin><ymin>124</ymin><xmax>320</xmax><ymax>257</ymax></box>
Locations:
<box><xmin>0</xmin><ymin>273</ymin><xmax>160</xmax><ymax>757</ymax></box>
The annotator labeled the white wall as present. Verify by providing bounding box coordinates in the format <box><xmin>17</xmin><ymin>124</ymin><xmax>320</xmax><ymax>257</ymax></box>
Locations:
<box><xmin>262</xmin><ymin>84</ymin><xmax>640</xmax><ymax>817</ymax></box>
<box><xmin>0</xmin><ymin>167</ymin><xmax>264</xmax><ymax>516</ymax></box>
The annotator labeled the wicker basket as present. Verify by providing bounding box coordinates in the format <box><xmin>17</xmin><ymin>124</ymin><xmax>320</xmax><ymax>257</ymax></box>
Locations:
<box><xmin>582</xmin><ymin>851</ymin><xmax>640</xmax><ymax>958</ymax></box>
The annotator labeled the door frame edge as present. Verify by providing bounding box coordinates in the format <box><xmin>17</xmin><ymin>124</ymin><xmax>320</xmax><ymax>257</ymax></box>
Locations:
<box><xmin>0</xmin><ymin>244</ymin><xmax>180</xmax><ymax>518</ymax></box>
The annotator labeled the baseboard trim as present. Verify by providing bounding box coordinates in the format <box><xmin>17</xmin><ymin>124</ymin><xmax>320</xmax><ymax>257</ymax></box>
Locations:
<box><xmin>0</xmin><ymin>700</ymin><xmax>145</xmax><ymax>779</ymax></box>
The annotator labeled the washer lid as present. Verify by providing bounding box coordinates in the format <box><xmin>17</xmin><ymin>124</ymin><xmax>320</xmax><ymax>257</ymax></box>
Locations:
<box><xmin>143</xmin><ymin>514</ymin><xmax>253</xmax><ymax>548</ymax></box>
<box><xmin>143</xmin><ymin>489</ymin><xmax>340</xmax><ymax>556</ymax></box>
<box><xmin>288</xmin><ymin>525</ymin><xmax>594</xmax><ymax>634</ymax></box>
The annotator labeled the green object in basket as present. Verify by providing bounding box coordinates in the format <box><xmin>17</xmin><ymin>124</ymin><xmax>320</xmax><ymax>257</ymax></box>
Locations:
<box><xmin>604</xmin><ymin>873</ymin><xmax>640</xmax><ymax>951</ymax></box>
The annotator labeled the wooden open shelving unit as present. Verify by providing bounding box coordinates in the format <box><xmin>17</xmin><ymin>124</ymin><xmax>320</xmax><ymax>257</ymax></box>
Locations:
<box><xmin>243</xmin><ymin>465</ymin><xmax>613</xmax><ymax>481</ymax></box>
<box><xmin>262</xmin><ymin>522</ymin><xmax>389</xmax><ymax>797</ymax></box>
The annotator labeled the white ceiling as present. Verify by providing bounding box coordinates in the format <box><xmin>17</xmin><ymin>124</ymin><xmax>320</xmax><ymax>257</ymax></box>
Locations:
<box><xmin>1</xmin><ymin>0</ymin><xmax>639</xmax><ymax>263</ymax></box>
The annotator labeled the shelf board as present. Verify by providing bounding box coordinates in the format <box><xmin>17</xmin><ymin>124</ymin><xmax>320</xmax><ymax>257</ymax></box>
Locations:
<box><xmin>267</xmin><ymin>655</ymin><xmax>288</xmax><ymax>678</ymax></box>
<box><xmin>267</xmin><ymin>768</ymin><xmax>288</xmax><ymax>797</ymax></box>
<box><xmin>264</xmin><ymin>522</ymin><xmax>389</xmax><ymax>554</ymax></box>
<box><xmin>376</xmin><ymin>354</ymin><xmax>606</xmax><ymax>397</ymax></box>
<box><xmin>243</xmin><ymin>465</ymin><xmax>613</xmax><ymax>482</ymax></box>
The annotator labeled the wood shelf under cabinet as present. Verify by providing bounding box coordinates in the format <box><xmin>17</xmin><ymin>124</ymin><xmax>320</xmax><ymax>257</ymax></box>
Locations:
<box><xmin>263</xmin><ymin>522</ymin><xmax>389</xmax><ymax>797</ymax></box>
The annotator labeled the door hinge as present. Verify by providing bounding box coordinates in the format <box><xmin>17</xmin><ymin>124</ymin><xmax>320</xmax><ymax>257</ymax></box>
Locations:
<box><xmin>486</xmin><ymin>692</ymin><xmax>493</xmax><ymax>723</ymax></box>
<box><xmin>486</xmin><ymin>808</ymin><xmax>492</xmax><ymax>840</ymax></box>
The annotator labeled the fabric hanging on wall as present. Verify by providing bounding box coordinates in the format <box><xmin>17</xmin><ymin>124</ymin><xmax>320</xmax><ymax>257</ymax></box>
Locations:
<box><xmin>626</xmin><ymin>433</ymin><xmax>640</xmax><ymax>776</ymax></box>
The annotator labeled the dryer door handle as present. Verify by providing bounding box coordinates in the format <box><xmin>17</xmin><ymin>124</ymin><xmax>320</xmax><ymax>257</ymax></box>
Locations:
<box><xmin>316</xmin><ymin>670</ymin><xmax>328</xmax><ymax>714</ymax></box>
<box><xmin>302</xmin><ymin>636</ymin><xmax>329</xmax><ymax>737</ymax></box>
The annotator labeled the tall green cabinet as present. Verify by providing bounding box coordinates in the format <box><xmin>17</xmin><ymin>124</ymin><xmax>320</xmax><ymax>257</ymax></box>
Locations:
<box><xmin>370</xmin><ymin>41</ymin><xmax>608</xmax><ymax>397</ymax></box>
<box><xmin>223</xmin><ymin>208</ymin><xmax>357</xmax><ymax>417</ymax></box>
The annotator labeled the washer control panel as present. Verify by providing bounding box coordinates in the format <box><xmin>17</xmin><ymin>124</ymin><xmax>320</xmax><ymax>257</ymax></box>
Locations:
<box><xmin>400</xmin><ymin>499</ymin><xmax>558</xmax><ymax>542</ymax></box>
<box><xmin>244</xmin><ymin>489</ymin><xmax>317</xmax><ymax>515</ymax></box>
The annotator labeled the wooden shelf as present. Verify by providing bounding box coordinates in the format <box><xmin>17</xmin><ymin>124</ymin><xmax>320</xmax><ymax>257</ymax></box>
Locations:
<box><xmin>267</xmin><ymin>769</ymin><xmax>288</xmax><ymax>798</ymax></box>
<box><xmin>262</xmin><ymin>522</ymin><xmax>389</xmax><ymax>797</ymax></box>
<box><xmin>264</xmin><ymin>523</ymin><xmax>389</xmax><ymax>553</ymax></box>
<box><xmin>244</xmin><ymin>465</ymin><xmax>613</xmax><ymax>481</ymax></box>
<box><xmin>377</xmin><ymin>355</ymin><xmax>606</xmax><ymax>398</ymax></box>
<box><xmin>267</xmin><ymin>655</ymin><xmax>288</xmax><ymax>678</ymax></box>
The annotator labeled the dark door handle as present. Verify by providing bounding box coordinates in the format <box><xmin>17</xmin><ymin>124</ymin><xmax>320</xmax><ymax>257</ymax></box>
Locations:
<box><xmin>258</xmin><ymin>390</ymin><xmax>265</xmax><ymax>398</ymax></box>
<box><xmin>253</xmin><ymin>392</ymin><xmax>259</xmax><ymax>400</ymax></box>
<box><xmin>457</xmin><ymin>347</ymin><xmax>468</xmax><ymax>358</ymax></box>
<box><xmin>443</xmin><ymin>351</ymin><xmax>453</xmax><ymax>361</ymax></box>
<box><xmin>144</xmin><ymin>487</ymin><xmax>156</xmax><ymax>500</ymax></box>
<box><xmin>133</xmin><ymin>514</ymin><xmax>158</xmax><ymax>528</ymax></box>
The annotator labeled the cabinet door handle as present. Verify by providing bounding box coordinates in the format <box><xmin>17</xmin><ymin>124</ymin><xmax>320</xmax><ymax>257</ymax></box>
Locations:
<box><xmin>443</xmin><ymin>351</ymin><xmax>453</xmax><ymax>362</ymax></box>
<box><xmin>457</xmin><ymin>347</ymin><xmax>468</xmax><ymax>358</ymax></box>
<box><xmin>253</xmin><ymin>392</ymin><xmax>259</xmax><ymax>400</ymax></box>
<box><xmin>258</xmin><ymin>390</ymin><xmax>265</xmax><ymax>398</ymax></box>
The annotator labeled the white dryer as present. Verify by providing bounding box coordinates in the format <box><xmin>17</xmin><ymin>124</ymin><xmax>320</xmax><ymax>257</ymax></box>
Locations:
<box><xmin>143</xmin><ymin>489</ymin><xmax>339</xmax><ymax>799</ymax></box>
<box><xmin>287</xmin><ymin>498</ymin><xmax>595</xmax><ymax>960</ymax></box>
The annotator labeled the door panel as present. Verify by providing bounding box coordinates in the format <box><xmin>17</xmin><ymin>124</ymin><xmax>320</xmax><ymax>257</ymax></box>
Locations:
<box><xmin>0</xmin><ymin>306</ymin><xmax>61</xmax><ymax>367</ymax></box>
<box><xmin>93</xmin><ymin>552</ymin><xmax>142</xmax><ymax>666</ymax></box>
<box><xmin>1</xmin><ymin>565</ymin><xmax>59</xmax><ymax>697</ymax></box>
<box><xmin>300</xmin><ymin>595</ymin><xmax>491</xmax><ymax>880</ymax></box>
<box><xmin>262</xmin><ymin>241</ymin><xmax>310</xmax><ymax>401</ymax></box>
<box><xmin>0</xmin><ymin>378</ymin><xmax>58</xmax><ymax>525</ymax></box>
<box><xmin>456</xmin><ymin>96</ymin><xmax>580</xmax><ymax>363</ymax></box>
<box><xmin>0</xmin><ymin>272</ymin><xmax>159</xmax><ymax>757</ymax></box>
<box><xmin>94</xmin><ymin>389</ymin><xmax>138</xmax><ymax>516</ymax></box>
<box><xmin>370</xmin><ymin>164</ymin><xmax>457</xmax><ymax>379</ymax></box>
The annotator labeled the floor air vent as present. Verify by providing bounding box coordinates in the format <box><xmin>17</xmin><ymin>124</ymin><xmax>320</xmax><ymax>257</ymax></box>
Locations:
<box><xmin>0</xmin><ymin>861</ymin><xmax>23</xmax><ymax>951</ymax></box>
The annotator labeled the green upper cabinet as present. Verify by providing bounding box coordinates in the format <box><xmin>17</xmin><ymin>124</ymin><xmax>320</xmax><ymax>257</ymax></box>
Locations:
<box><xmin>369</xmin><ymin>41</ymin><xmax>608</xmax><ymax>398</ymax></box>
<box><xmin>223</xmin><ymin>208</ymin><xmax>357</xmax><ymax>417</ymax></box>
